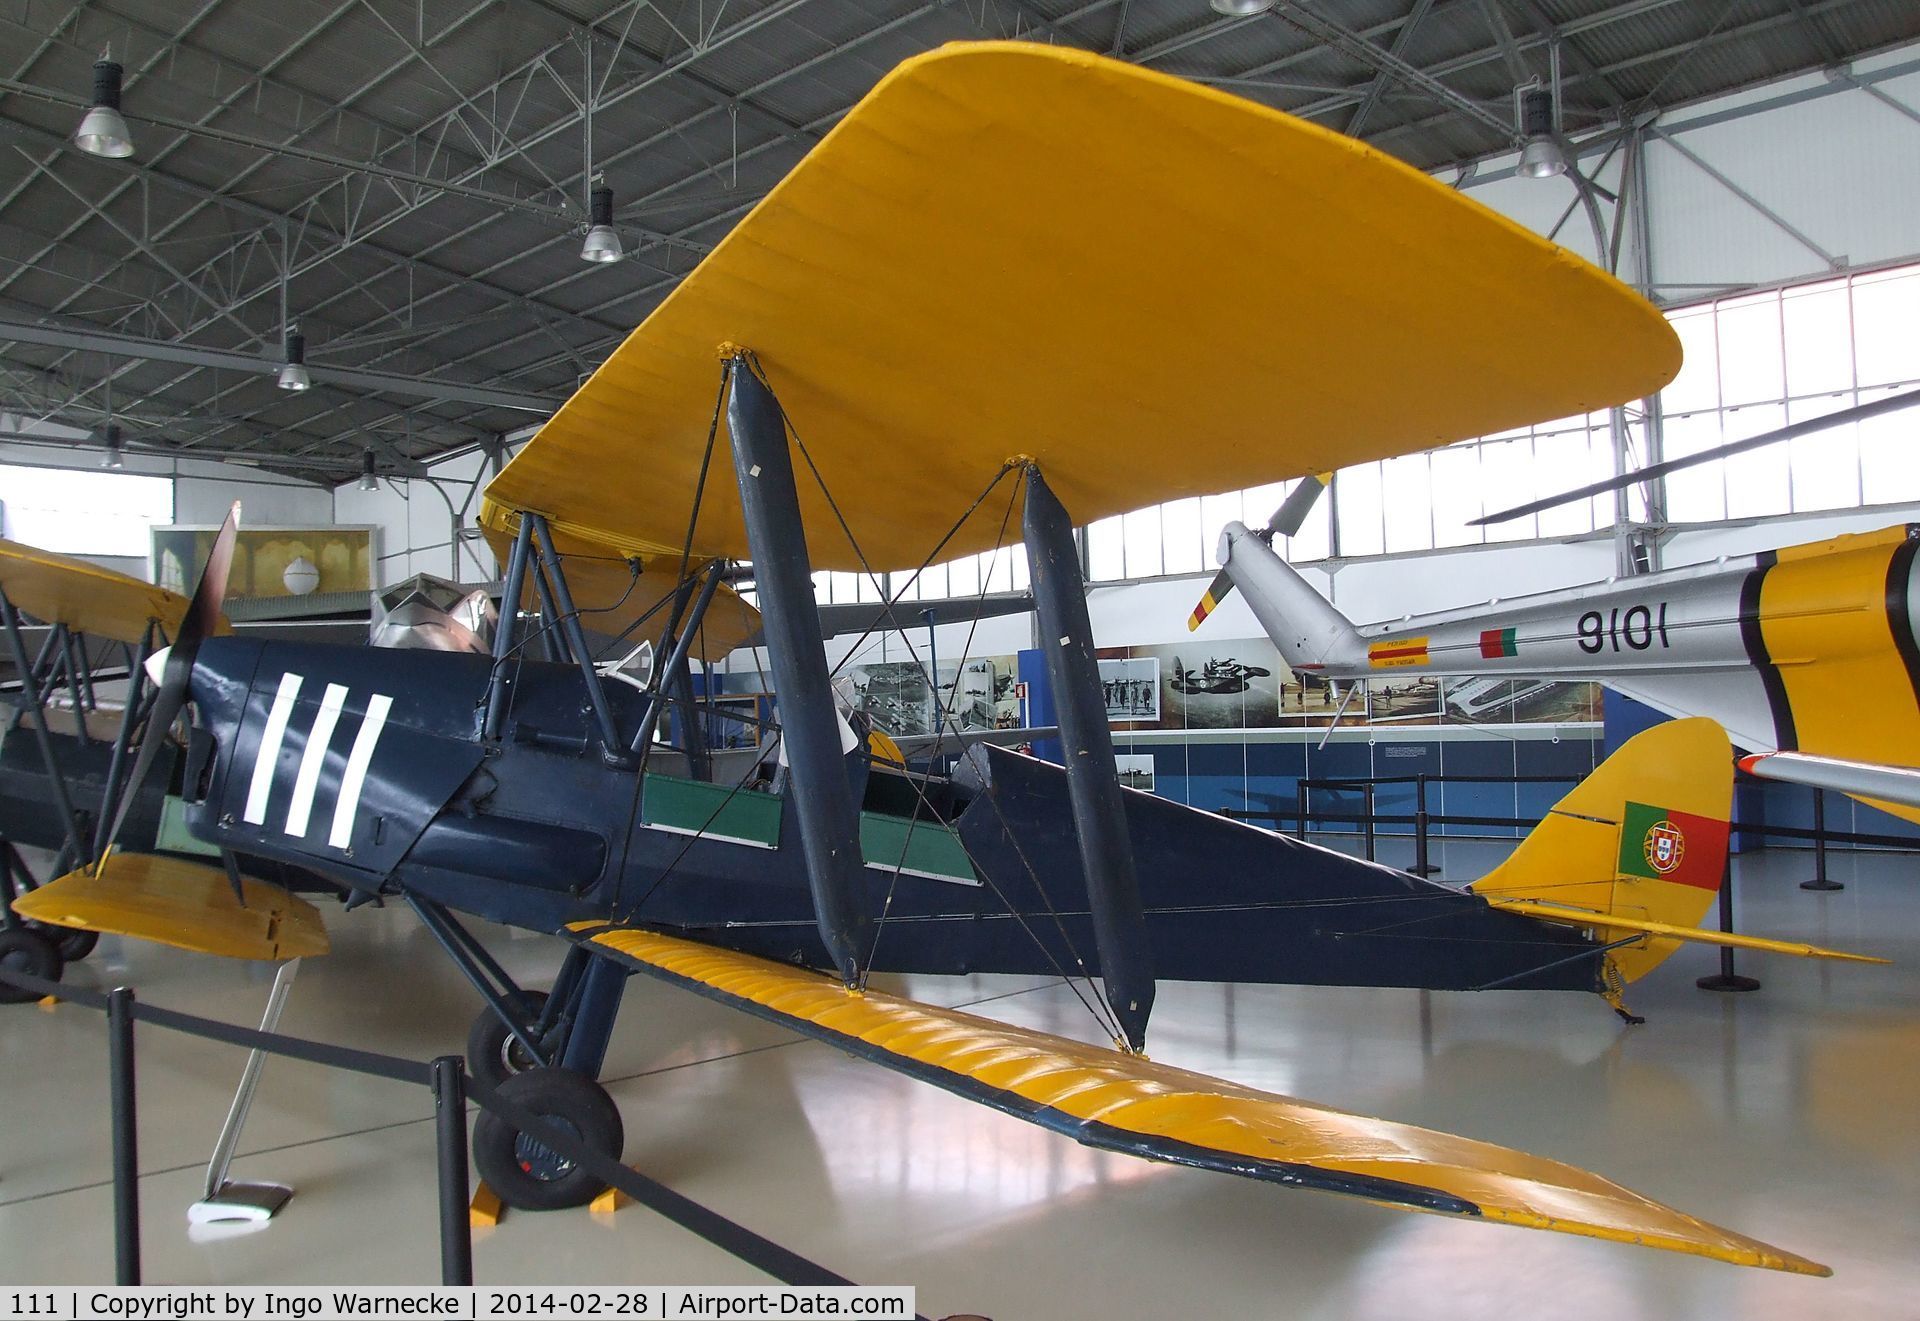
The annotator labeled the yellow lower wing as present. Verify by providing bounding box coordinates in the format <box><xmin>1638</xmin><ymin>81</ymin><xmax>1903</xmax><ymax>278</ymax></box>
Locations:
<box><xmin>1486</xmin><ymin>897</ymin><xmax>1886</xmax><ymax>965</ymax></box>
<box><xmin>12</xmin><ymin>854</ymin><xmax>328</xmax><ymax>960</ymax></box>
<box><xmin>571</xmin><ymin>924</ymin><xmax>1825</xmax><ymax>1275</ymax></box>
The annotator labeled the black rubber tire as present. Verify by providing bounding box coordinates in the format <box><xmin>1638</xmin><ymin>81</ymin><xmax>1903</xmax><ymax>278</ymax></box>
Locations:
<box><xmin>53</xmin><ymin>928</ymin><xmax>99</xmax><ymax>961</ymax></box>
<box><xmin>465</xmin><ymin>990</ymin><xmax>551</xmax><ymax>1090</ymax></box>
<box><xmin>472</xmin><ymin>1067</ymin><xmax>623</xmax><ymax>1212</ymax></box>
<box><xmin>0</xmin><ymin>928</ymin><xmax>64</xmax><ymax>1005</ymax></box>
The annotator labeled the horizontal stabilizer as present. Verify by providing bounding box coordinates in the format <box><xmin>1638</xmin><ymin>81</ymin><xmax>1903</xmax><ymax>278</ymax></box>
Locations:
<box><xmin>1739</xmin><ymin>751</ymin><xmax>1920</xmax><ymax>813</ymax></box>
<box><xmin>12</xmin><ymin>854</ymin><xmax>328</xmax><ymax>961</ymax></box>
<box><xmin>571</xmin><ymin>923</ymin><xmax>1825</xmax><ymax>1275</ymax></box>
<box><xmin>1486</xmin><ymin>898</ymin><xmax>1886</xmax><ymax>965</ymax></box>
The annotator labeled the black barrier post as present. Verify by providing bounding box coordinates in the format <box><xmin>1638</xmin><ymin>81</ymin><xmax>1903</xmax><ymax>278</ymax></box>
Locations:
<box><xmin>1295</xmin><ymin>782</ymin><xmax>1307</xmax><ymax>840</ymax></box>
<box><xmin>1696</xmin><ymin>858</ymin><xmax>1761</xmax><ymax>993</ymax></box>
<box><xmin>1363</xmin><ymin>783</ymin><xmax>1376</xmax><ymax>861</ymax></box>
<box><xmin>1411</xmin><ymin>775</ymin><xmax>1438</xmax><ymax>875</ymax></box>
<box><xmin>431</xmin><ymin>1056</ymin><xmax>474</xmax><ymax>1286</ymax></box>
<box><xmin>1802</xmin><ymin>789</ymin><xmax>1844</xmax><ymax>892</ymax></box>
<box><xmin>107</xmin><ymin>986</ymin><xmax>140</xmax><ymax>1284</ymax></box>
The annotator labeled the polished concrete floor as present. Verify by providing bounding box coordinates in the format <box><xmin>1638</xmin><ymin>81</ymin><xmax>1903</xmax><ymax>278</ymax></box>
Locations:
<box><xmin>2</xmin><ymin>840</ymin><xmax>1917</xmax><ymax>1319</ymax></box>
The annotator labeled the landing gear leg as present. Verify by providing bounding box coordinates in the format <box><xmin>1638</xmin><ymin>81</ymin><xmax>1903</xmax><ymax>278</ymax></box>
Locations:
<box><xmin>472</xmin><ymin>957</ymin><xmax>632</xmax><ymax>1211</ymax></box>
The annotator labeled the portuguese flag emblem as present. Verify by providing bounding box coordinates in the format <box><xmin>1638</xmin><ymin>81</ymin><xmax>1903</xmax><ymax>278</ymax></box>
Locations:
<box><xmin>1617</xmin><ymin>801</ymin><xmax>1728</xmax><ymax>890</ymax></box>
<box><xmin>1479</xmin><ymin>627</ymin><xmax>1518</xmax><ymax>658</ymax></box>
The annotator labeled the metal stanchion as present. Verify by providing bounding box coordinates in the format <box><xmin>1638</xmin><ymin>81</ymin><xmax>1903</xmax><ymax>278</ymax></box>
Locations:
<box><xmin>1801</xmin><ymin>789</ymin><xmax>1844</xmax><ymax>892</ymax></box>
<box><xmin>1294</xmin><ymin>782</ymin><xmax>1307</xmax><ymax>840</ymax></box>
<box><xmin>1697</xmin><ymin>858</ymin><xmax>1761</xmax><ymax>993</ymax></box>
<box><xmin>431</xmin><ymin>1056</ymin><xmax>474</xmax><ymax>1286</ymax></box>
<box><xmin>1410</xmin><ymin>774</ymin><xmax>1438</xmax><ymax>875</ymax></box>
<box><xmin>107</xmin><ymin>986</ymin><xmax>141</xmax><ymax>1284</ymax></box>
<box><xmin>1362</xmin><ymin>783</ymin><xmax>1376</xmax><ymax>861</ymax></box>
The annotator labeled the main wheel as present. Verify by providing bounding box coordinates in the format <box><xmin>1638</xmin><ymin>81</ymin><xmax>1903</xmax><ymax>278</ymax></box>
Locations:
<box><xmin>0</xmin><ymin>928</ymin><xmax>64</xmax><ymax>1004</ymax></box>
<box><xmin>53</xmin><ymin>928</ymin><xmax>98</xmax><ymax>961</ymax></box>
<box><xmin>465</xmin><ymin>991</ymin><xmax>551</xmax><ymax>1089</ymax></box>
<box><xmin>472</xmin><ymin>1067</ymin><xmax>623</xmax><ymax>1211</ymax></box>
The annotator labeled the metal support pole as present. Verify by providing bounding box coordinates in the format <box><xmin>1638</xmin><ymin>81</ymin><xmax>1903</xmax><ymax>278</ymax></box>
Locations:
<box><xmin>629</xmin><ymin>562</ymin><xmax>724</xmax><ymax>759</ymax></box>
<box><xmin>1022</xmin><ymin>464</ymin><xmax>1154</xmax><ymax>1051</ymax></box>
<box><xmin>191</xmin><ymin>959</ymin><xmax>300</xmax><ymax>1224</ymax></box>
<box><xmin>90</xmin><ymin>624</ymin><xmax>154</xmax><ymax>864</ymax></box>
<box><xmin>2</xmin><ymin>592</ymin><xmax>88</xmax><ymax>866</ymax></box>
<box><xmin>672</xmin><ymin>656</ymin><xmax>711</xmax><ymax>781</ymax></box>
<box><xmin>724</xmin><ymin>359</ymin><xmax>871</xmax><ymax>984</ymax></box>
<box><xmin>1295</xmin><ymin>781</ymin><xmax>1308</xmax><ymax>840</ymax></box>
<box><xmin>1411</xmin><ymin>774</ymin><xmax>1438</xmax><ymax>875</ymax></box>
<box><xmin>483</xmin><ymin>517</ymin><xmax>535</xmax><ymax>742</ymax></box>
<box><xmin>430</xmin><ymin>1056</ymin><xmax>474</xmax><ymax>1287</ymax></box>
<box><xmin>59</xmin><ymin>626</ymin><xmax>94</xmax><ymax>738</ymax></box>
<box><xmin>528</xmin><ymin>561</ymin><xmax>568</xmax><ymax>663</ymax></box>
<box><xmin>1801</xmin><ymin>789</ymin><xmax>1843</xmax><ymax>891</ymax></box>
<box><xmin>528</xmin><ymin>515</ymin><xmax>630</xmax><ymax>763</ymax></box>
<box><xmin>107</xmin><ymin>986</ymin><xmax>140</xmax><ymax>1285</ymax></box>
<box><xmin>1363</xmin><ymin>783</ymin><xmax>1377</xmax><ymax>861</ymax></box>
<box><xmin>1696</xmin><ymin>858</ymin><xmax>1761</xmax><ymax>992</ymax></box>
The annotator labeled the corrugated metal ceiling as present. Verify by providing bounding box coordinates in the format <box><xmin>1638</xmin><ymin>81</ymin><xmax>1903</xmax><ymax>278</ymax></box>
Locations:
<box><xmin>0</xmin><ymin>0</ymin><xmax>1912</xmax><ymax>481</ymax></box>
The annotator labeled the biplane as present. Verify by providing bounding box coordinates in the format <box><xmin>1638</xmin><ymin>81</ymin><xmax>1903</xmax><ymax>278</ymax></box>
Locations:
<box><xmin>1195</xmin><ymin>508</ymin><xmax>1920</xmax><ymax>826</ymax></box>
<box><xmin>2</xmin><ymin>42</ymin><xmax>1849</xmax><ymax>1275</ymax></box>
<box><xmin>0</xmin><ymin>537</ymin><xmax>334</xmax><ymax>999</ymax></box>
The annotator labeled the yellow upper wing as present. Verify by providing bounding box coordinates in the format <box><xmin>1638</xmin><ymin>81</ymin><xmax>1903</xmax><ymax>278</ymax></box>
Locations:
<box><xmin>482</xmin><ymin>41</ymin><xmax>1680</xmax><ymax>575</ymax></box>
<box><xmin>0</xmin><ymin>536</ymin><xmax>220</xmax><ymax>644</ymax></box>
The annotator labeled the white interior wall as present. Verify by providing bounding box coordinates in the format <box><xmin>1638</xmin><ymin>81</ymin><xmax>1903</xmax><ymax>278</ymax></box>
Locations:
<box><xmin>1</xmin><ymin>416</ymin><xmax>331</xmax><ymax>577</ymax></box>
<box><xmin>1462</xmin><ymin>44</ymin><xmax>1920</xmax><ymax>296</ymax></box>
<box><xmin>331</xmin><ymin>445</ymin><xmax>505</xmax><ymax>586</ymax></box>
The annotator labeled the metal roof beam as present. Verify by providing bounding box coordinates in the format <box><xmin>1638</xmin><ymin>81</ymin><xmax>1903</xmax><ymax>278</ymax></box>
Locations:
<box><xmin>8</xmin><ymin>0</ymin><xmax>815</xmax><ymax>418</ymax></box>
<box><xmin>1348</xmin><ymin>0</ymin><xmax>1442</xmax><ymax>138</ymax></box>
<box><xmin>0</xmin><ymin>314</ymin><xmax>557</xmax><ymax>412</ymax></box>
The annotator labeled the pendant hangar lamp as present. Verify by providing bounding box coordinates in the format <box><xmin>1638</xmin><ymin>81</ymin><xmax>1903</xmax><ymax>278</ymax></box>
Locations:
<box><xmin>359</xmin><ymin>450</ymin><xmax>378</xmax><ymax>492</ymax></box>
<box><xmin>1210</xmin><ymin>0</ymin><xmax>1276</xmax><ymax>13</ymax></box>
<box><xmin>581</xmin><ymin>186</ymin><xmax>623</xmax><ymax>263</ymax></box>
<box><xmin>101</xmin><ymin>423</ymin><xmax>124</xmax><ymax>469</ymax></box>
<box><xmin>277</xmin><ymin>325</ymin><xmax>311</xmax><ymax>391</ymax></box>
<box><xmin>1516</xmin><ymin>84</ymin><xmax>1568</xmax><ymax>179</ymax></box>
<box><xmin>74</xmin><ymin>49</ymin><xmax>134</xmax><ymax>158</ymax></box>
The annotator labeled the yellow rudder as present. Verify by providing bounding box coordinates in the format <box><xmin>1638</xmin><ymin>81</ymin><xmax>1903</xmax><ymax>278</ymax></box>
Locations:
<box><xmin>1473</xmin><ymin>718</ymin><xmax>1733</xmax><ymax>983</ymax></box>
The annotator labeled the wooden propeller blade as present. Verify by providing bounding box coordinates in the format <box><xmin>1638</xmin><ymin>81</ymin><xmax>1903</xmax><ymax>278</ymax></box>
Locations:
<box><xmin>96</xmin><ymin>504</ymin><xmax>239</xmax><ymax>870</ymax></box>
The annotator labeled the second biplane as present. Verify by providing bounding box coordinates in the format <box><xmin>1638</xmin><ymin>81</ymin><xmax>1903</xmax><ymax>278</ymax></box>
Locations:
<box><xmin>5</xmin><ymin>43</ymin><xmax>1840</xmax><ymax>1275</ymax></box>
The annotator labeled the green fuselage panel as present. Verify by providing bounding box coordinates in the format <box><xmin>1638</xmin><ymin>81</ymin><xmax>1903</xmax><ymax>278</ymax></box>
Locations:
<box><xmin>639</xmin><ymin>772</ymin><xmax>976</xmax><ymax>884</ymax></box>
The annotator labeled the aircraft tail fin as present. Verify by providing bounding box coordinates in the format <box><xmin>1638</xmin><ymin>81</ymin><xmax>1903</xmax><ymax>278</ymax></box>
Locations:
<box><xmin>1218</xmin><ymin>522</ymin><xmax>1367</xmax><ymax>672</ymax></box>
<box><xmin>1473</xmin><ymin>718</ymin><xmax>1734</xmax><ymax>986</ymax></box>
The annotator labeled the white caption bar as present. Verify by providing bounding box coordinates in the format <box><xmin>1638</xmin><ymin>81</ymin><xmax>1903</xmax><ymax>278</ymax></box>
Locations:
<box><xmin>3</xmin><ymin>1286</ymin><xmax>919</xmax><ymax>1321</ymax></box>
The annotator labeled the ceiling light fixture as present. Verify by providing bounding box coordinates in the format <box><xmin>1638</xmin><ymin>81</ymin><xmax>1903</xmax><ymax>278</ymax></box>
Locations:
<box><xmin>102</xmin><ymin>422</ymin><xmax>124</xmax><ymax>469</ymax></box>
<box><xmin>1210</xmin><ymin>0</ymin><xmax>1277</xmax><ymax>14</ymax></box>
<box><xmin>74</xmin><ymin>49</ymin><xmax>135</xmax><ymax>159</ymax></box>
<box><xmin>580</xmin><ymin>186</ymin><xmax>623</xmax><ymax>264</ymax></box>
<box><xmin>359</xmin><ymin>449</ymin><xmax>378</xmax><ymax>492</ymax></box>
<box><xmin>277</xmin><ymin>325</ymin><xmax>311</xmax><ymax>391</ymax></box>
<box><xmin>1515</xmin><ymin>85</ymin><xmax>1567</xmax><ymax>179</ymax></box>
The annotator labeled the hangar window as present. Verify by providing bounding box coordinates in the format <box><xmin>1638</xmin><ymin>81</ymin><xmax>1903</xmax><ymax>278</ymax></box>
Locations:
<box><xmin>1056</xmin><ymin>257</ymin><xmax>1920</xmax><ymax>584</ymax></box>
<box><xmin>0</xmin><ymin>463</ymin><xmax>173</xmax><ymax>558</ymax></box>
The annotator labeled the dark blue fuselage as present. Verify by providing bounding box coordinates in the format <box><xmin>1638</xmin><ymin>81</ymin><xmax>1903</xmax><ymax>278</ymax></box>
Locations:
<box><xmin>180</xmin><ymin>637</ymin><xmax>1599</xmax><ymax>994</ymax></box>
